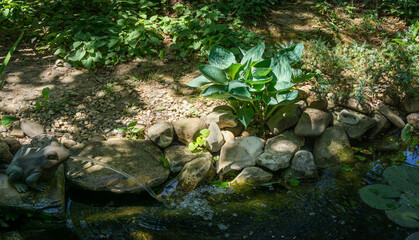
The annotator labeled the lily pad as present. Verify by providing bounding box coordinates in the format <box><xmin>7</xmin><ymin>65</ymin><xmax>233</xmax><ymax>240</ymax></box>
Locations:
<box><xmin>384</xmin><ymin>165</ymin><xmax>419</xmax><ymax>194</ymax></box>
<box><xmin>385</xmin><ymin>207</ymin><xmax>419</xmax><ymax>228</ymax></box>
<box><xmin>359</xmin><ymin>184</ymin><xmax>401</xmax><ymax>210</ymax></box>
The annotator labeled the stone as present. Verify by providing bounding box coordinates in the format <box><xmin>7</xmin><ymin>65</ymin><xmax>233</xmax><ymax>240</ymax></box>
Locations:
<box><xmin>338</xmin><ymin>98</ymin><xmax>371</xmax><ymax>114</ymax></box>
<box><xmin>331</xmin><ymin>107</ymin><xmax>376</xmax><ymax>139</ymax></box>
<box><xmin>366</xmin><ymin>111</ymin><xmax>392</xmax><ymax>139</ymax></box>
<box><xmin>407</xmin><ymin>113</ymin><xmax>419</xmax><ymax>129</ymax></box>
<box><xmin>204</xmin><ymin>105</ymin><xmax>238</xmax><ymax>128</ymax></box>
<box><xmin>88</xmin><ymin>135</ymin><xmax>106</xmax><ymax>142</ymax></box>
<box><xmin>0</xmin><ymin>140</ymin><xmax>13</xmax><ymax>164</ymax></box>
<box><xmin>382</xmin><ymin>93</ymin><xmax>399</xmax><ymax>106</ymax></box>
<box><xmin>314</xmin><ymin>126</ymin><xmax>354</xmax><ymax>168</ymax></box>
<box><xmin>221</xmin><ymin>130</ymin><xmax>235</xmax><ymax>143</ymax></box>
<box><xmin>204</xmin><ymin>122</ymin><xmax>224</xmax><ymax>152</ymax></box>
<box><xmin>217</xmin><ymin>136</ymin><xmax>265</xmax><ymax>175</ymax></box>
<box><xmin>283</xmin><ymin>150</ymin><xmax>317</xmax><ymax>180</ymax></box>
<box><xmin>256</xmin><ymin>131</ymin><xmax>304</xmax><ymax>171</ymax></box>
<box><xmin>306</xmin><ymin>95</ymin><xmax>328</xmax><ymax>111</ymax></box>
<box><xmin>66</xmin><ymin>139</ymin><xmax>170</xmax><ymax>193</ymax></box>
<box><xmin>230</xmin><ymin>167</ymin><xmax>273</xmax><ymax>186</ymax></box>
<box><xmin>164</xmin><ymin>145</ymin><xmax>212</xmax><ymax>173</ymax></box>
<box><xmin>61</xmin><ymin>138</ymin><xmax>77</xmax><ymax>149</ymax></box>
<box><xmin>337</xmin><ymin>109</ymin><xmax>359</xmax><ymax>125</ymax></box>
<box><xmin>223</xmin><ymin>122</ymin><xmax>244</xmax><ymax>137</ymax></box>
<box><xmin>377</xmin><ymin>103</ymin><xmax>406</xmax><ymax>129</ymax></box>
<box><xmin>171</xmin><ymin>156</ymin><xmax>215</xmax><ymax>192</ymax></box>
<box><xmin>401</xmin><ymin>95</ymin><xmax>419</xmax><ymax>113</ymax></box>
<box><xmin>295</xmin><ymin>100</ymin><xmax>307</xmax><ymax>112</ymax></box>
<box><xmin>147</xmin><ymin>121</ymin><xmax>174</xmax><ymax>148</ymax></box>
<box><xmin>172</xmin><ymin>118</ymin><xmax>207</xmax><ymax>144</ymax></box>
<box><xmin>1</xmin><ymin>137</ymin><xmax>21</xmax><ymax>155</ymax></box>
<box><xmin>0</xmin><ymin>165</ymin><xmax>66</xmax><ymax>218</ymax></box>
<box><xmin>267</xmin><ymin>104</ymin><xmax>302</xmax><ymax>135</ymax></box>
<box><xmin>294</xmin><ymin>108</ymin><xmax>331</xmax><ymax>137</ymax></box>
<box><xmin>20</xmin><ymin>120</ymin><xmax>45</xmax><ymax>138</ymax></box>
<box><xmin>10</xmin><ymin>127</ymin><xmax>24</xmax><ymax>138</ymax></box>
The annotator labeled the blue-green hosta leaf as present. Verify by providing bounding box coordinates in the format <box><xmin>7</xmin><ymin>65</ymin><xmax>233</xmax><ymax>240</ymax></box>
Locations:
<box><xmin>224</xmin><ymin>63</ymin><xmax>242</xmax><ymax>80</ymax></box>
<box><xmin>246</xmin><ymin>75</ymin><xmax>273</xmax><ymax>85</ymax></box>
<box><xmin>249</xmin><ymin>84</ymin><xmax>265</xmax><ymax>92</ymax></box>
<box><xmin>276</xmin><ymin>90</ymin><xmax>298</xmax><ymax>105</ymax></box>
<box><xmin>268</xmin><ymin>54</ymin><xmax>292</xmax><ymax>93</ymax></box>
<box><xmin>209</xmin><ymin>46</ymin><xmax>237</xmax><ymax>69</ymax></box>
<box><xmin>273</xmin><ymin>81</ymin><xmax>294</xmax><ymax>92</ymax></box>
<box><xmin>186</xmin><ymin>76</ymin><xmax>212</xmax><ymax>87</ymax></box>
<box><xmin>67</xmin><ymin>49</ymin><xmax>86</xmax><ymax>61</ymax></box>
<box><xmin>201</xmin><ymin>85</ymin><xmax>230</xmax><ymax>99</ymax></box>
<box><xmin>237</xmin><ymin>107</ymin><xmax>254</xmax><ymax>129</ymax></box>
<box><xmin>241</xmin><ymin>42</ymin><xmax>265</xmax><ymax>64</ymax></box>
<box><xmin>198</xmin><ymin>65</ymin><xmax>228</xmax><ymax>85</ymax></box>
<box><xmin>263</xmin><ymin>95</ymin><xmax>278</xmax><ymax>105</ymax></box>
<box><xmin>228</xmin><ymin>80</ymin><xmax>252</xmax><ymax>101</ymax></box>
<box><xmin>359</xmin><ymin>184</ymin><xmax>401</xmax><ymax>210</ymax></box>
<box><xmin>253</xmin><ymin>59</ymin><xmax>271</xmax><ymax>68</ymax></box>
<box><xmin>281</xmin><ymin>43</ymin><xmax>304</xmax><ymax>64</ymax></box>
<box><xmin>386</xmin><ymin>207</ymin><xmax>419</xmax><ymax>228</ymax></box>
<box><xmin>253</xmin><ymin>68</ymin><xmax>271</xmax><ymax>77</ymax></box>
<box><xmin>292</xmin><ymin>68</ymin><xmax>314</xmax><ymax>84</ymax></box>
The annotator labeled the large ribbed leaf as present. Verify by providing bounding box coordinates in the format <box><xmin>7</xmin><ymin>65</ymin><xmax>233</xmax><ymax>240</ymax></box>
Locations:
<box><xmin>201</xmin><ymin>85</ymin><xmax>230</xmax><ymax>99</ymax></box>
<box><xmin>268</xmin><ymin>54</ymin><xmax>292</xmax><ymax>93</ymax></box>
<box><xmin>241</xmin><ymin>42</ymin><xmax>265</xmax><ymax>64</ymax></box>
<box><xmin>224</xmin><ymin>63</ymin><xmax>242</xmax><ymax>80</ymax></box>
<box><xmin>237</xmin><ymin>107</ymin><xmax>254</xmax><ymax>128</ymax></box>
<box><xmin>276</xmin><ymin>90</ymin><xmax>298</xmax><ymax>105</ymax></box>
<box><xmin>186</xmin><ymin>75</ymin><xmax>212</xmax><ymax>87</ymax></box>
<box><xmin>228</xmin><ymin>80</ymin><xmax>252</xmax><ymax>101</ymax></box>
<box><xmin>281</xmin><ymin>43</ymin><xmax>304</xmax><ymax>64</ymax></box>
<box><xmin>198</xmin><ymin>65</ymin><xmax>228</xmax><ymax>85</ymax></box>
<box><xmin>209</xmin><ymin>46</ymin><xmax>237</xmax><ymax>69</ymax></box>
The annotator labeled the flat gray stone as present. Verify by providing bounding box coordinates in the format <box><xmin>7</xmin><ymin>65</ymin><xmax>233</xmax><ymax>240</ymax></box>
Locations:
<box><xmin>331</xmin><ymin>107</ymin><xmax>376</xmax><ymax>139</ymax></box>
<box><xmin>164</xmin><ymin>145</ymin><xmax>212</xmax><ymax>173</ymax></box>
<box><xmin>294</xmin><ymin>108</ymin><xmax>331</xmax><ymax>137</ymax></box>
<box><xmin>147</xmin><ymin>121</ymin><xmax>174</xmax><ymax>148</ymax></box>
<box><xmin>203</xmin><ymin>105</ymin><xmax>238</xmax><ymax>128</ymax></box>
<box><xmin>20</xmin><ymin>120</ymin><xmax>45</xmax><ymax>138</ymax></box>
<box><xmin>283</xmin><ymin>150</ymin><xmax>317</xmax><ymax>180</ymax></box>
<box><xmin>66</xmin><ymin>139</ymin><xmax>170</xmax><ymax>193</ymax></box>
<box><xmin>230</xmin><ymin>167</ymin><xmax>273</xmax><ymax>186</ymax></box>
<box><xmin>256</xmin><ymin>131</ymin><xmax>304</xmax><ymax>171</ymax></box>
<box><xmin>401</xmin><ymin>95</ymin><xmax>419</xmax><ymax>113</ymax></box>
<box><xmin>337</xmin><ymin>109</ymin><xmax>359</xmax><ymax>125</ymax></box>
<box><xmin>306</xmin><ymin>95</ymin><xmax>328</xmax><ymax>111</ymax></box>
<box><xmin>338</xmin><ymin>98</ymin><xmax>371</xmax><ymax>114</ymax></box>
<box><xmin>377</xmin><ymin>103</ymin><xmax>406</xmax><ymax>129</ymax></box>
<box><xmin>267</xmin><ymin>104</ymin><xmax>302</xmax><ymax>135</ymax></box>
<box><xmin>314</xmin><ymin>126</ymin><xmax>354</xmax><ymax>168</ymax></box>
<box><xmin>173</xmin><ymin>118</ymin><xmax>207</xmax><ymax>144</ymax></box>
<box><xmin>204</xmin><ymin>122</ymin><xmax>224</xmax><ymax>152</ymax></box>
<box><xmin>217</xmin><ymin>136</ymin><xmax>265</xmax><ymax>175</ymax></box>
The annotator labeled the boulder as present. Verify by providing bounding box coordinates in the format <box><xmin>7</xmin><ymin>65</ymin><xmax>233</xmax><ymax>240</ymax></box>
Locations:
<box><xmin>230</xmin><ymin>167</ymin><xmax>273</xmax><ymax>186</ymax></box>
<box><xmin>338</xmin><ymin>97</ymin><xmax>371</xmax><ymax>114</ymax></box>
<box><xmin>20</xmin><ymin>120</ymin><xmax>45</xmax><ymax>138</ymax></box>
<box><xmin>221</xmin><ymin>130</ymin><xmax>235</xmax><ymax>143</ymax></box>
<box><xmin>1</xmin><ymin>137</ymin><xmax>21</xmax><ymax>155</ymax></box>
<box><xmin>256</xmin><ymin>131</ymin><xmax>304</xmax><ymax>171</ymax></box>
<box><xmin>377</xmin><ymin>103</ymin><xmax>405</xmax><ymax>129</ymax></box>
<box><xmin>314</xmin><ymin>126</ymin><xmax>354</xmax><ymax>168</ymax></box>
<box><xmin>294</xmin><ymin>108</ymin><xmax>331</xmax><ymax>137</ymax></box>
<box><xmin>203</xmin><ymin>105</ymin><xmax>238</xmax><ymax>128</ymax></box>
<box><xmin>330</xmin><ymin>107</ymin><xmax>376</xmax><ymax>139</ymax></box>
<box><xmin>164</xmin><ymin>145</ymin><xmax>212</xmax><ymax>173</ymax></box>
<box><xmin>337</xmin><ymin>109</ymin><xmax>359</xmax><ymax>125</ymax></box>
<box><xmin>283</xmin><ymin>150</ymin><xmax>317</xmax><ymax>180</ymax></box>
<box><xmin>0</xmin><ymin>165</ymin><xmax>66</xmax><ymax>218</ymax></box>
<box><xmin>10</xmin><ymin>127</ymin><xmax>24</xmax><ymax>138</ymax></box>
<box><xmin>401</xmin><ymin>95</ymin><xmax>419</xmax><ymax>113</ymax></box>
<box><xmin>217</xmin><ymin>136</ymin><xmax>264</xmax><ymax>175</ymax></box>
<box><xmin>66</xmin><ymin>139</ymin><xmax>170</xmax><ymax>193</ymax></box>
<box><xmin>366</xmin><ymin>111</ymin><xmax>392</xmax><ymax>139</ymax></box>
<box><xmin>147</xmin><ymin>121</ymin><xmax>174</xmax><ymax>148</ymax></box>
<box><xmin>172</xmin><ymin>118</ymin><xmax>207</xmax><ymax>144</ymax></box>
<box><xmin>204</xmin><ymin>122</ymin><xmax>224</xmax><ymax>152</ymax></box>
<box><xmin>172</xmin><ymin>156</ymin><xmax>215</xmax><ymax>192</ymax></box>
<box><xmin>267</xmin><ymin>104</ymin><xmax>302</xmax><ymax>135</ymax></box>
<box><xmin>306</xmin><ymin>95</ymin><xmax>328</xmax><ymax>111</ymax></box>
<box><xmin>0</xmin><ymin>140</ymin><xmax>13</xmax><ymax>164</ymax></box>
<box><xmin>407</xmin><ymin>113</ymin><xmax>419</xmax><ymax>129</ymax></box>
<box><xmin>31</xmin><ymin>134</ymin><xmax>59</xmax><ymax>148</ymax></box>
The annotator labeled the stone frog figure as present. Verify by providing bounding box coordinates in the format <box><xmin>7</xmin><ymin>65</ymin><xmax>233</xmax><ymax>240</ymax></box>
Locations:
<box><xmin>5</xmin><ymin>136</ymin><xmax>70</xmax><ymax>193</ymax></box>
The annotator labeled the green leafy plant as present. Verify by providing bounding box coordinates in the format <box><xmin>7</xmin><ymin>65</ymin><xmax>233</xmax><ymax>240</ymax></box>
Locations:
<box><xmin>188</xmin><ymin>129</ymin><xmax>210</xmax><ymax>152</ymax></box>
<box><xmin>117</xmin><ymin>121</ymin><xmax>143</xmax><ymax>140</ymax></box>
<box><xmin>289</xmin><ymin>179</ymin><xmax>300</xmax><ymax>187</ymax></box>
<box><xmin>35</xmin><ymin>87</ymin><xmax>51</xmax><ymax>110</ymax></box>
<box><xmin>187</xmin><ymin>42</ymin><xmax>311</xmax><ymax>128</ymax></box>
<box><xmin>0</xmin><ymin>32</ymin><xmax>23</xmax><ymax>90</ymax></box>
<box><xmin>159</xmin><ymin>157</ymin><xmax>170</xmax><ymax>171</ymax></box>
<box><xmin>359</xmin><ymin>165</ymin><xmax>419</xmax><ymax>228</ymax></box>
<box><xmin>0</xmin><ymin>116</ymin><xmax>19</xmax><ymax>128</ymax></box>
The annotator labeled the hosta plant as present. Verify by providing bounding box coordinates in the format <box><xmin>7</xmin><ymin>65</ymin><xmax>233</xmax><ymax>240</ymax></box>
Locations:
<box><xmin>186</xmin><ymin>42</ymin><xmax>312</xmax><ymax>128</ymax></box>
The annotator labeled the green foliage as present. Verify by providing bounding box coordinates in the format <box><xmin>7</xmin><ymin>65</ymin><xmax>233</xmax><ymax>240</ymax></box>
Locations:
<box><xmin>0</xmin><ymin>31</ymin><xmax>23</xmax><ymax>89</ymax></box>
<box><xmin>359</xmin><ymin>165</ymin><xmax>419</xmax><ymax>228</ymax></box>
<box><xmin>0</xmin><ymin>115</ymin><xmax>19</xmax><ymax>127</ymax></box>
<box><xmin>188</xmin><ymin>129</ymin><xmax>210</xmax><ymax>152</ymax></box>
<box><xmin>35</xmin><ymin>87</ymin><xmax>51</xmax><ymax>110</ymax></box>
<box><xmin>117</xmin><ymin>121</ymin><xmax>143</xmax><ymax>140</ymax></box>
<box><xmin>380</xmin><ymin>0</ymin><xmax>419</xmax><ymax>21</ymax></box>
<box><xmin>187</xmin><ymin>42</ymin><xmax>311</xmax><ymax>128</ymax></box>
<box><xmin>159</xmin><ymin>157</ymin><xmax>170</xmax><ymax>171</ymax></box>
<box><xmin>289</xmin><ymin>179</ymin><xmax>300</xmax><ymax>187</ymax></box>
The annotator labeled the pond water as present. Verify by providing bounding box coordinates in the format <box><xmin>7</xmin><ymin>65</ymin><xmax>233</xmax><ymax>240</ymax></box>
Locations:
<box><xmin>7</xmin><ymin>146</ymin><xmax>419</xmax><ymax>240</ymax></box>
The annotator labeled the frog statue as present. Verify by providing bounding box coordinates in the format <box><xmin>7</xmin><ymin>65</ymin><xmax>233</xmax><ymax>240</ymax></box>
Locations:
<box><xmin>5</xmin><ymin>136</ymin><xmax>70</xmax><ymax>193</ymax></box>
